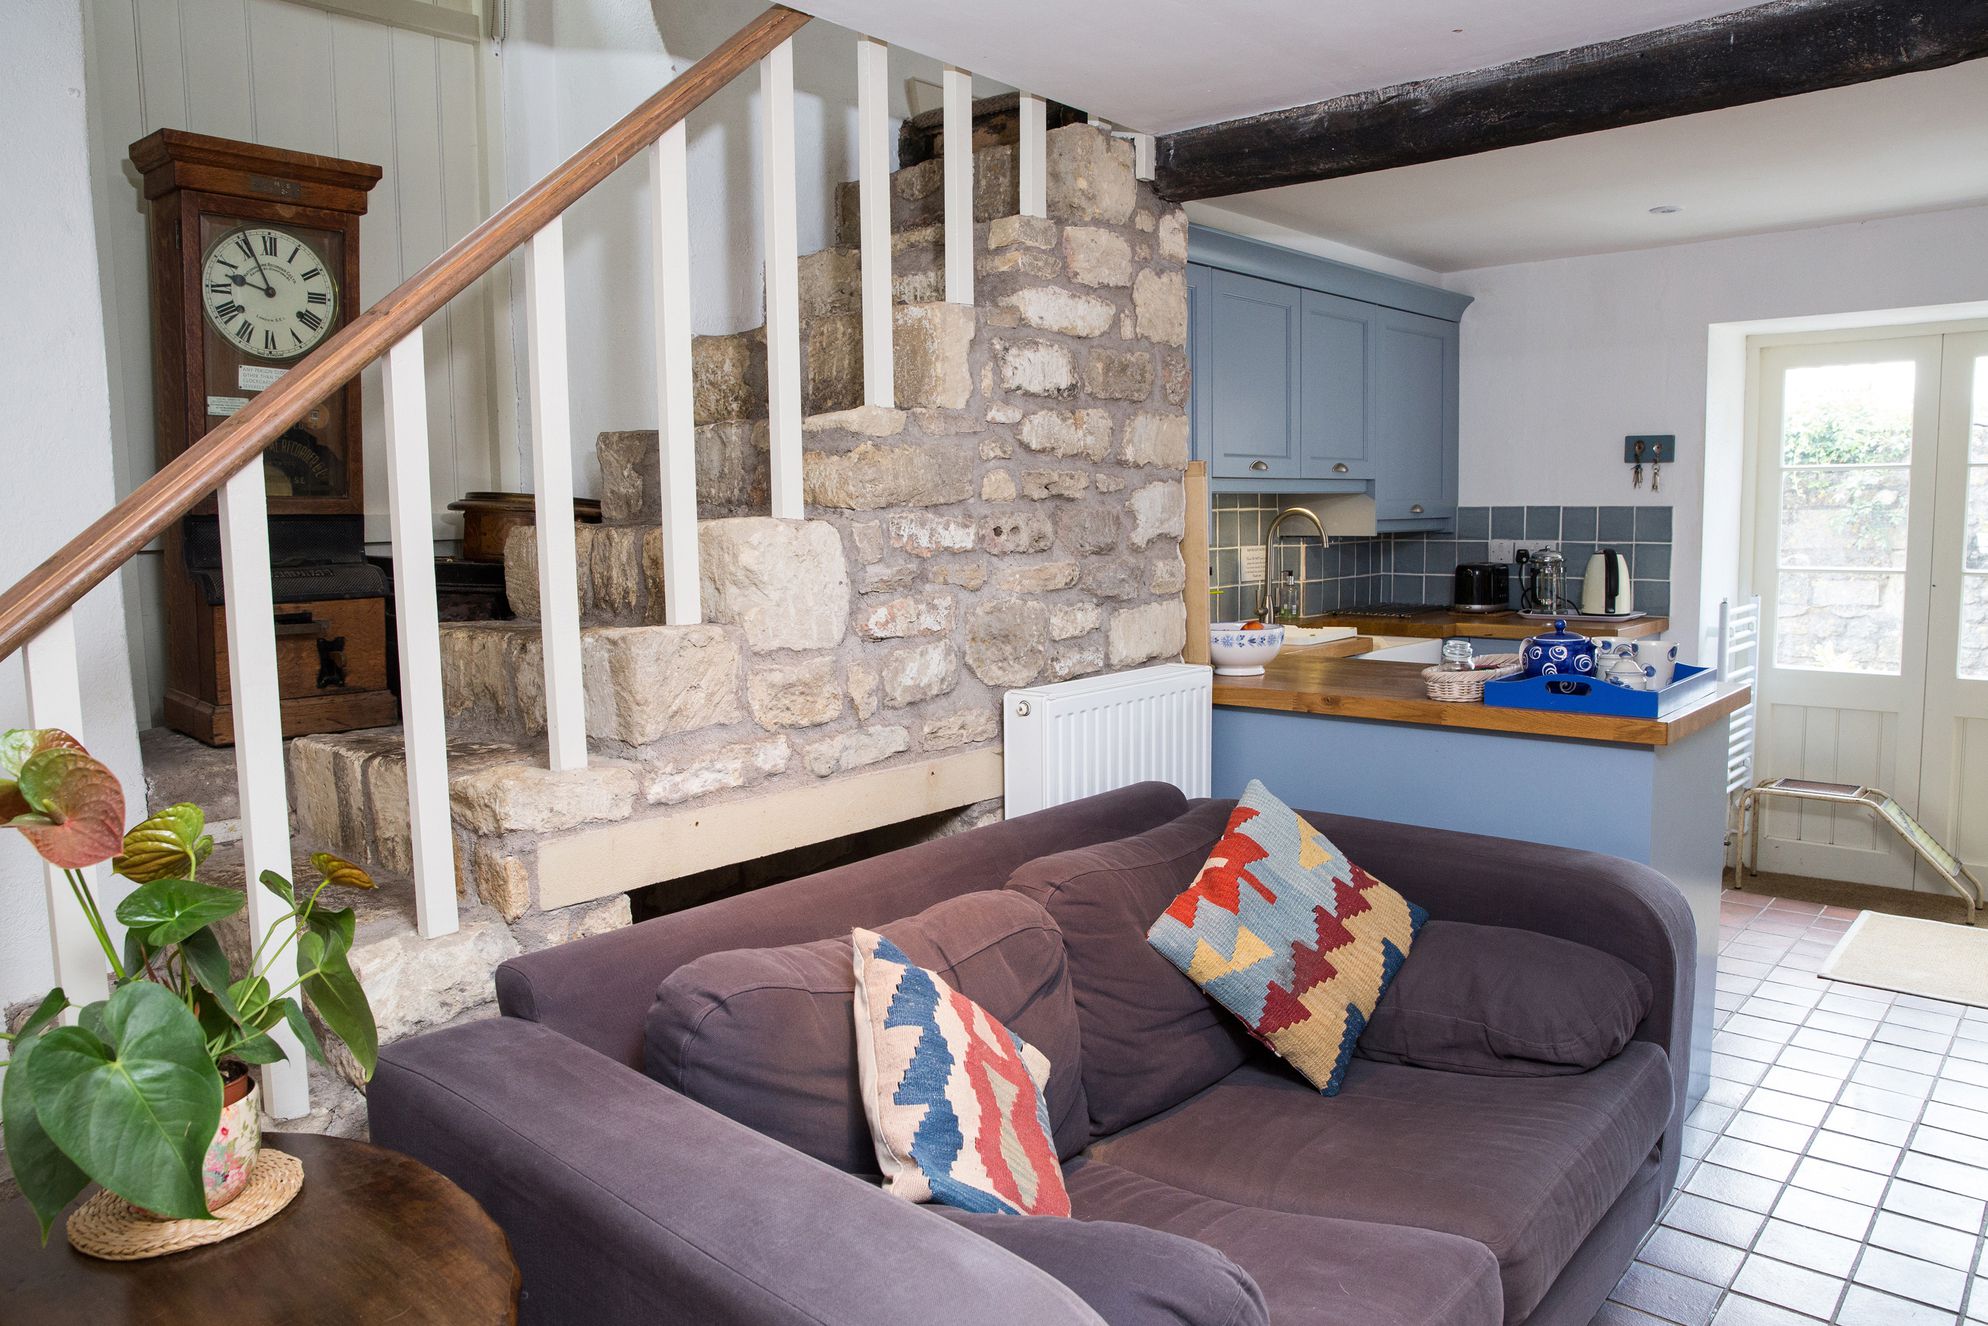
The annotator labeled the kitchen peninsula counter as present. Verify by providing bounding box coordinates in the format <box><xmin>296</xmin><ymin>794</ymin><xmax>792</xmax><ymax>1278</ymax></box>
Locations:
<box><xmin>1305</xmin><ymin>609</ymin><xmax>1669</xmax><ymax>641</ymax></box>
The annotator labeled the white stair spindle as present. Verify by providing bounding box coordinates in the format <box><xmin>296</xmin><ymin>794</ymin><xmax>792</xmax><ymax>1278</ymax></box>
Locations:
<box><xmin>857</xmin><ymin>36</ymin><xmax>895</xmax><ymax>408</ymax></box>
<box><xmin>1131</xmin><ymin>132</ymin><xmax>1156</xmax><ymax>182</ymax></box>
<box><xmin>216</xmin><ymin>461</ymin><xmax>308</xmax><ymax>1118</ymax></box>
<box><xmin>22</xmin><ymin>611</ymin><xmax>111</xmax><ymax>1009</ymax></box>
<box><xmin>942</xmin><ymin>66</ymin><xmax>974</xmax><ymax>306</ymax></box>
<box><xmin>1019</xmin><ymin>93</ymin><xmax>1047</xmax><ymax>218</ymax></box>
<box><xmin>526</xmin><ymin>216</ymin><xmax>589</xmax><ymax>772</ymax></box>
<box><xmin>651</xmin><ymin>125</ymin><xmax>702</xmax><ymax>625</ymax></box>
<box><xmin>761</xmin><ymin>38</ymin><xmax>803</xmax><ymax>518</ymax></box>
<box><xmin>381</xmin><ymin>329</ymin><xmax>460</xmax><ymax>939</ymax></box>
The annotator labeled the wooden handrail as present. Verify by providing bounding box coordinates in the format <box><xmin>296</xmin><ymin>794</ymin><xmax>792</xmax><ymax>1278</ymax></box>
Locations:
<box><xmin>0</xmin><ymin>4</ymin><xmax>810</xmax><ymax>664</ymax></box>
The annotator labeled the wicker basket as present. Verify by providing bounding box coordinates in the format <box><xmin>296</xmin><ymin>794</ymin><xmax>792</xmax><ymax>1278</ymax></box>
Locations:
<box><xmin>1421</xmin><ymin>654</ymin><xmax>1523</xmax><ymax>702</ymax></box>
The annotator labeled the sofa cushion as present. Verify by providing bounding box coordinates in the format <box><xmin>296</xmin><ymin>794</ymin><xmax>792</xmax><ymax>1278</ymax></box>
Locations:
<box><xmin>853</xmin><ymin>927</ymin><xmax>1069</xmax><ymax>1216</ymax></box>
<box><xmin>936</xmin><ymin>1208</ymin><xmax>1270</xmax><ymax>1326</ymax></box>
<box><xmin>1058</xmin><ymin>1159</ymin><xmax>1503</xmax><ymax>1326</ymax></box>
<box><xmin>646</xmin><ymin>891</ymin><xmax>1089</xmax><ymax>1172</ymax></box>
<box><xmin>1005</xmin><ymin>799</ymin><xmax>1257</xmax><ymax>1136</ymax></box>
<box><xmin>1147</xmin><ymin>780</ymin><xmax>1426</xmax><ymax>1095</ymax></box>
<box><xmin>1086</xmin><ymin>1045</ymin><xmax>1674</xmax><ymax>1322</ymax></box>
<box><xmin>1359</xmin><ymin>920</ymin><xmax>1654</xmax><ymax>1076</ymax></box>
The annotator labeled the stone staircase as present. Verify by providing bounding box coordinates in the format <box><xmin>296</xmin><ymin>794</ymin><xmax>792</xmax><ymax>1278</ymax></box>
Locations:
<box><xmin>285</xmin><ymin>121</ymin><xmax>1189</xmax><ymax>979</ymax></box>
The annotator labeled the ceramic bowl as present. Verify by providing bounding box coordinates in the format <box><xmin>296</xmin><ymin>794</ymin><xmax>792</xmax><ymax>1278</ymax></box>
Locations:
<box><xmin>1209</xmin><ymin>622</ymin><xmax>1284</xmax><ymax>676</ymax></box>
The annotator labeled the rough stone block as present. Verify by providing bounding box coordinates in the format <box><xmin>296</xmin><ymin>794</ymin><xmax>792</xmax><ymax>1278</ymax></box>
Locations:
<box><xmin>848</xmin><ymin>660</ymin><xmax>880</xmax><ymax>719</ymax></box>
<box><xmin>977</xmin><ymin>510</ymin><xmax>1055</xmax><ymax>555</ymax></box>
<box><xmin>803</xmin><ymin>403</ymin><xmax>907</xmax><ymax>438</ymax></box>
<box><xmin>1057</xmin><ymin>505</ymin><xmax>1122</xmax><ymax>555</ymax></box>
<box><xmin>345</xmin><ymin>919</ymin><xmax>521</xmax><ymax>1069</ymax></box>
<box><xmin>1119</xmin><ymin>412</ymin><xmax>1189</xmax><ymax>469</ymax></box>
<box><xmin>804</xmin><ymin>442</ymin><xmax>973</xmax><ymax>510</ymax></box>
<box><xmin>804</xmin><ymin>312</ymin><xmax>864</xmax><ymax>416</ymax></box>
<box><xmin>1000</xmin><ymin>287</ymin><xmax>1116</xmax><ymax>338</ymax></box>
<box><xmin>1020</xmin><ymin>409</ymin><xmax>1112</xmax><ymax>461</ymax></box>
<box><xmin>747</xmin><ymin>655</ymin><xmax>845</xmax><ymax>729</ymax></box>
<box><xmin>1081</xmin><ymin>559</ymin><xmax>1142</xmax><ymax>600</ymax></box>
<box><xmin>1021</xmin><ymin>470</ymin><xmax>1090</xmax><ymax>501</ymax></box>
<box><xmin>997</xmin><ymin>561</ymin><xmax>1079</xmax><ymax>593</ymax></box>
<box><xmin>851</xmin><ymin>520</ymin><xmax>885</xmax><ymax>564</ymax></box>
<box><xmin>594</xmin><ymin>421</ymin><xmax>771</xmax><ymax>526</ymax></box>
<box><xmin>928</xmin><ymin>560</ymin><xmax>988</xmax><ymax>590</ymax></box>
<box><xmin>881</xmin><ymin>640</ymin><xmax>960</xmax><ymax>707</ymax></box>
<box><xmin>1051</xmin><ymin>638</ymin><xmax>1107</xmax><ymax>681</ymax></box>
<box><xmin>450</xmin><ymin>761</ymin><xmax>640</xmax><ymax>836</ymax></box>
<box><xmin>1108</xmin><ymin>599</ymin><xmax>1187</xmax><ymax>668</ymax></box>
<box><xmin>923</xmin><ymin>706</ymin><xmax>999</xmax><ymax>750</ymax></box>
<box><xmin>858</xmin><ymin>593</ymin><xmax>955</xmax><ymax>641</ymax></box>
<box><xmin>1129</xmin><ymin>480</ymin><xmax>1187</xmax><ymax>550</ymax></box>
<box><xmin>992</xmin><ymin>338</ymin><xmax>1077</xmax><ymax>398</ymax></box>
<box><xmin>583</xmin><ymin>625</ymin><xmax>744</xmax><ymax>744</ymax></box>
<box><xmin>858</xmin><ymin>563</ymin><xmax>920</xmax><ymax>595</ymax></box>
<box><xmin>895</xmin><ymin>302</ymin><xmax>975</xmax><ymax>409</ymax></box>
<box><xmin>1134</xmin><ymin>269</ymin><xmax>1188</xmax><ymax>347</ymax></box>
<box><xmin>1095</xmin><ymin>473</ymin><xmax>1126</xmax><ymax>493</ymax></box>
<box><xmin>1161</xmin><ymin>351</ymin><xmax>1191</xmax><ymax>407</ymax></box>
<box><xmin>1049</xmin><ymin>602</ymin><xmax>1101</xmax><ymax>641</ymax></box>
<box><xmin>966</xmin><ymin>599</ymin><xmax>1048</xmax><ymax>687</ymax></box>
<box><xmin>693</xmin><ymin>331</ymin><xmax>767</xmax><ymax>425</ymax></box>
<box><xmin>470</xmin><ymin>844</ymin><xmax>533</xmax><ymax>922</ymax></box>
<box><xmin>699</xmin><ymin>518</ymin><xmax>850</xmax><ymax>652</ymax></box>
<box><xmin>1157</xmin><ymin>209</ymin><xmax>1190</xmax><ymax>264</ymax></box>
<box><xmin>979</xmin><ymin>248</ymin><xmax>1060</xmax><ymax>280</ymax></box>
<box><xmin>803</xmin><ymin>726</ymin><xmax>909</xmax><ymax>777</ymax></box>
<box><xmin>888</xmin><ymin>511</ymin><xmax>976</xmax><ymax>557</ymax></box>
<box><xmin>512</xmin><ymin>895</ymin><xmax>633</xmax><ymax>953</ymax></box>
<box><xmin>987</xmin><ymin>215</ymin><xmax>1057</xmax><ymax>250</ymax></box>
<box><xmin>1150</xmin><ymin>555</ymin><xmax>1188</xmax><ymax>595</ymax></box>
<box><xmin>1085</xmin><ymin>349</ymin><xmax>1156</xmax><ymax>403</ymax></box>
<box><xmin>1045</xmin><ymin>125</ymin><xmax>1137</xmax><ymax>224</ymax></box>
<box><xmin>644</xmin><ymin>736</ymin><xmax>791</xmax><ymax>805</ymax></box>
<box><xmin>1062</xmin><ymin>227</ymin><xmax>1133</xmax><ymax>287</ymax></box>
<box><xmin>981</xmin><ymin>470</ymin><xmax>1018</xmax><ymax>502</ymax></box>
<box><xmin>797</xmin><ymin>246</ymin><xmax>861</xmax><ymax>318</ymax></box>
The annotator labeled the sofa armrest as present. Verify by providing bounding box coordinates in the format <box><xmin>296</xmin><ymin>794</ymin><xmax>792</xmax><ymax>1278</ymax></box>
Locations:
<box><xmin>370</xmin><ymin>1017</ymin><xmax>1108</xmax><ymax>1326</ymax></box>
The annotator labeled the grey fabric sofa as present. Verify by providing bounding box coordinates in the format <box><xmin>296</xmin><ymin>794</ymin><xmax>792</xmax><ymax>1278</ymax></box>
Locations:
<box><xmin>370</xmin><ymin>782</ymin><xmax>1694</xmax><ymax>1326</ymax></box>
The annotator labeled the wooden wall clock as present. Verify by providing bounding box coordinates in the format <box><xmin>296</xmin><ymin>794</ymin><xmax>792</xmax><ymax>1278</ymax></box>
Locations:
<box><xmin>130</xmin><ymin>130</ymin><xmax>399</xmax><ymax>744</ymax></box>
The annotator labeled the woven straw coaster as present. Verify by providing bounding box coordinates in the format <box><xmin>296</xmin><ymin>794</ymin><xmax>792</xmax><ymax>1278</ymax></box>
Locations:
<box><xmin>67</xmin><ymin>1149</ymin><xmax>304</xmax><ymax>1261</ymax></box>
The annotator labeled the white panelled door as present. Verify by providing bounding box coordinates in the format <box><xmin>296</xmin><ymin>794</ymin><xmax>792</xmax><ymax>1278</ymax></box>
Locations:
<box><xmin>1751</xmin><ymin>331</ymin><xmax>1988</xmax><ymax>890</ymax></box>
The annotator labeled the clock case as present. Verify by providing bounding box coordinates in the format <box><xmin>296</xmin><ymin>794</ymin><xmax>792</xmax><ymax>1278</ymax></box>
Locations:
<box><xmin>131</xmin><ymin>130</ymin><xmax>398</xmax><ymax>745</ymax></box>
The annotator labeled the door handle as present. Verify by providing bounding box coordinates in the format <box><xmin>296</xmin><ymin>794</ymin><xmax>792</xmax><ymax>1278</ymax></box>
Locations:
<box><xmin>1410</xmin><ymin>504</ymin><xmax>1424</xmax><ymax>514</ymax></box>
<box><xmin>1332</xmin><ymin>463</ymin><xmax>1349</xmax><ymax>473</ymax></box>
<box><xmin>1250</xmin><ymin>460</ymin><xmax>1269</xmax><ymax>472</ymax></box>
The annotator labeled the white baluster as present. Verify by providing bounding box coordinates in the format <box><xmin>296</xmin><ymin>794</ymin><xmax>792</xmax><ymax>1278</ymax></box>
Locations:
<box><xmin>525</xmin><ymin>216</ymin><xmax>588</xmax><ymax>771</ymax></box>
<box><xmin>1019</xmin><ymin>93</ymin><xmax>1047</xmax><ymax>218</ymax></box>
<box><xmin>1130</xmin><ymin>132</ymin><xmax>1156</xmax><ymax>182</ymax></box>
<box><xmin>381</xmin><ymin>329</ymin><xmax>459</xmax><ymax>939</ymax></box>
<box><xmin>761</xmin><ymin>37</ymin><xmax>803</xmax><ymax>518</ymax></box>
<box><xmin>216</xmin><ymin>461</ymin><xmax>307</xmax><ymax>1118</ymax></box>
<box><xmin>651</xmin><ymin>125</ymin><xmax>702</xmax><ymax>626</ymax></box>
<box><xmin>942</xmin><ymin>66</ymin><xmax>974</xmax><ymax>306</ymax></box>
<box><xmin>22</xmin><ymin>611</ymin><xmax>111</xmax><ymax>1009</ymax></box>
<box><xmin>857</xmin><ymin>36</ymin><xmax>895</xmax><ymax>408</ymax></box>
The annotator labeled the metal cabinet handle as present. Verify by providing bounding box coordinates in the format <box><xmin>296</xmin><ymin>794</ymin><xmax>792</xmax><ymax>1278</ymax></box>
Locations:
<box><xmin>1250</xmin><ymin>460</ymin><xmax>1269</xmax><ymax>472</ymax></box>
<box><xmin>1332</xmin><ymin>462</ymin><xmax>1349</xmax><ymax>473</ymax></box>
<box><xmin>1410</xmin><ymin>504</ymin><xmax>1424</xmax><ymax>513</ymax></box>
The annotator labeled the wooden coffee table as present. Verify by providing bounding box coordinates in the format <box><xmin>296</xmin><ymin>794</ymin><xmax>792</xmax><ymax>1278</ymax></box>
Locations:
<box><xmin>0</xmin><ymin>1133</ymin><xmax>519</xmax><ymax>1324</ymax></box>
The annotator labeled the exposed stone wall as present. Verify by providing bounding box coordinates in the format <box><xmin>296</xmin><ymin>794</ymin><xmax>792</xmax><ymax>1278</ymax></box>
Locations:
<box><xmin>295</xmin><ymin>126</ymin><xmax>1188</xmax><ymax>938</ymax></box>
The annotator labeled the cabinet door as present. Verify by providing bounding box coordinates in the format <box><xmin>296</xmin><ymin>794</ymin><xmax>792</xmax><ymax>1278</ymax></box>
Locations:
<box><xmin>1208</xmin><ymin>270</ymin><xmax>1302</xmax><ymax>480</ymax></box>
<box><xmin>1298</xmin><ymin>290</ymin><xmax>1374</xmax><ymax>481</ymax></box>
<box><xmin>1374</xmin><ymin>308</ymin><xmax>1459</xmax><ymax>524</ymax></box>
<box><xmin>1187</xmin><ymin>264</ymin><xmax>1212</xmax><ymax>464</ymax></box>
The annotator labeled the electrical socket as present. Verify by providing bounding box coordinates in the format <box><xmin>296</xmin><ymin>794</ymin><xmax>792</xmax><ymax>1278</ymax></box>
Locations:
<box><xmin>1489</xmin><ymin>539</ymin><xmax>1517</xmax><ymax>563</ymax></box>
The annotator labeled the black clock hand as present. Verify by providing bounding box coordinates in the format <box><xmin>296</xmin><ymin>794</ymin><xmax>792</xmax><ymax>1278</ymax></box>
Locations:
<box><xmin>248</xmin><ymin>249</ymin><xmax>277</xmax><ymax>298</ymax></box>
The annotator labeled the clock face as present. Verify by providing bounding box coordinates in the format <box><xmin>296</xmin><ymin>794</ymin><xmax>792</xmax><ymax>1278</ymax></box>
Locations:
<box><xmin>200</xmin><ymin>226</ymin><xmax>340</xmax><ymax>361</ymax></box>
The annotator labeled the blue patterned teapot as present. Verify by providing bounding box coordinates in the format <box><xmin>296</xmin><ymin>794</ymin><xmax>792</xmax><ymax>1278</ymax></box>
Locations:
<box><xmin>1521</xmin><ymin>619</ymin><xmax>1597</xmax><ymax>679</ymax></box>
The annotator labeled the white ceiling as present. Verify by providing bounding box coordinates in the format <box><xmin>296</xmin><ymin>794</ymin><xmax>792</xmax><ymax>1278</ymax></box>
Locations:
<box><xmin>802</xmin><ymin>0</ymin><xmax>1755</xmax><ymax>133</ymax></box>
<box><xmin>1203</xmin><ymin>61</ymin><xmax>1988</xmax><ymax>273</ymax></box>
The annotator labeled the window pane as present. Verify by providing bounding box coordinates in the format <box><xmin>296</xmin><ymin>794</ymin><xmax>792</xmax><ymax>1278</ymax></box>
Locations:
<box><xmin>1781</xmin><ymin>361</ymin><xmax>1915</xmax><ymax>466</ymax></box>
<box><xmin>1969</xmin><ymin>465</ymin><xmax>1987</xmax><ymax>573</ymax></box>
<box><xmin>1973</xmin><ymin>355</ymin><xmax>1987</xmax><ymax>463</ymax></box>
<box><xmin>1774</xmin><ymin>570</ymin><xmax>1904</xmax><ymax>674</ymax></box>
<box><xmin>1963</xmin><ymin>576</ymin><xmax>1988</xmax><ymax>682</ymax></box>
<box><xmin>1779</xmin><ymin>467</ymin><xmax>1910</xmax><ymax>569</ymax></box>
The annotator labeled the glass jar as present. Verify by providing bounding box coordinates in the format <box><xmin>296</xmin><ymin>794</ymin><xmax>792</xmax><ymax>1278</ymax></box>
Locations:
<box><xmin>1440</xmin><ymin>639</ymin><xmax>1475</xmax><ymax>672</ymax></box>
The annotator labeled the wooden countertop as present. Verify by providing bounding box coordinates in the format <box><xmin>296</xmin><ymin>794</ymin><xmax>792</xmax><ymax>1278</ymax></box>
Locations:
<box><xmin>1304</xmin><ymin>609</ymin><xmax>1669</xmax><ymax>641</ymax></box>
<box><xmin>1213</xmin><ymin>650</ymin><xmax>1750</xmax><ymax>747</ymax></box>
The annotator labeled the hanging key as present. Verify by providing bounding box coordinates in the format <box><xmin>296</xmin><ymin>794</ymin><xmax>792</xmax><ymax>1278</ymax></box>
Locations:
<box><xmin>1651</xmin><ymin>459</ymin><xmax>1661</xmax><ymax>492</ymax></box>
<box><xmin>1631</xmin><ymin>439</ymin><xmax>1645</xmax><ymax>489</ymax></box>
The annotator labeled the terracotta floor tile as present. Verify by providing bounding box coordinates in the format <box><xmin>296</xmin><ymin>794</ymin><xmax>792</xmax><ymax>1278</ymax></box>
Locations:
<box><xmin>1802</xmin><ymin>1132</ymin><xmax>1900</xmax><ymax>1177</ymax></box>
<box><xmin>1920</xmin><ymin>1101</ymin><xmax>1988</xmax><ymax>1136</ymax></box>
<box><xmin>1911</xmin><ymin>1125</ymin><xmax>1988</xmax><ymax>1171</ymax></box>
<box><xmin>1691</xmin><ymin>1163</ymin><xmax>1795</xmax><ymax>1215</ymax></box>
<box><xmin>1710</xmin><ymin>1297</ymin><xmax>1827</xmax><ymax>1326</ymax></box>
<box><xmin>1761</xmin><ymin>1065</ymin><xmax>1846</xmax><ymax>1101</ymax></box>
<box><xmin>1792</xmin><ymin>1028</ymin><xmax>1870</xmax><ymax>1059</ymax></box>
<box><xmin>1712</xmin><ymin>1137</ymin><xmax>1803</xmax><ymax>1183</ymax></box>
<box><xmin>1897</xmin><ymin>1152</ymin><xmax>1988</xmax><ymax>1202</ymax></box>
<box><xmin>1834</xmin><ymin>1082</ymin><xmax>1926</xmax><ymax>1120</ymax></box>
<box><xmin>1747</xmin><ymin>1089</ymin><xmax>1831</xmax><ymax>1128</ymax></box>
<box><xmin>1789</xmin><ymin>1156</ymin><xmax>1888</xmax><ymax>1206</ymax></box>
<box><xmin>1821</xmin><ymin>1104</ymin><xmax>1913</xmax><ymax>1147</ymax></box>
<box><xmin>1592</xmin><ymin>1301</ymin><xmax>1677</xmax><ymax>1325</ymax></box>
<box><xmin>1862</xmin><ymin>1041</ymin><xmax>1946</xmax><ymax>1076</ymax></box>
<box><xmin>1727</xmin><ymin>1112</ymin><xmax>1817</xmax><ymax>1154</ymax></box>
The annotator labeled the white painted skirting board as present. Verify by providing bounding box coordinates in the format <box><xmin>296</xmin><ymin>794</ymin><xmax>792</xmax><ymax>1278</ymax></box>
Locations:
<box><xmin>536</xmin><ymin>749</ymin><xmax>1005</xmax><ymax>908</ymax></box>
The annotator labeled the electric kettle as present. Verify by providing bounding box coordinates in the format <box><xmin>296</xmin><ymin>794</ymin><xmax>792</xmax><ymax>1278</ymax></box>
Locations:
<box><xmin>1580</xmin><ymin>549</ymin><xmax>1634</xmax><ymax>617</ymax></box>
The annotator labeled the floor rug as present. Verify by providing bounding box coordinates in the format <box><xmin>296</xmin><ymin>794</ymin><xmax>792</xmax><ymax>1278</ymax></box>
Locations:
<box><xmin>1818</xmin><ymin>910</ymin><xmax>1988</xmax><ymax>1007</ymax></box>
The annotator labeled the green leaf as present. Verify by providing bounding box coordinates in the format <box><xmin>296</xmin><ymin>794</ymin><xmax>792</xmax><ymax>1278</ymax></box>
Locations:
<box><xmin>26</xmin><ymin>983</ymin><xmax>222</xmax><ymax>1221</ymax></box>
<box><xmin>271</xmin><ymin>997</ymin><xmax>325</xmax><ymax>1066</ymax></box>
<box><xmin>76</xmin><ymin>1001</ymin><xmax>110</xmax><ymax>1044</ymax></box>
<box><xmin>303</xmin><ymin>957</ymin><xmax>376</xmax><ymax>1082</ymax></box>
<box><xmin>114</xmin><ymin>878</ymin><xmax>244</xmax><ymax>947</ymax></box>
<box><xmin>112</xmin><ymin>804</ymin><xmax>208</xmax><ymax>884</ymax></box>
<box><xmin>13</xmin><ymin>989</ymin><xmax>70</xmax><ymax>1044</ymax></box>
<box><xmin>303</xmin><ymin>905</ymin><xmax>355</xmax><ymax>970</ymax></box>
<box><xmin>1</xmin><ymin>733</ymin><xmax>125</xmax><ymax>870</ymax></box>
<box><xmin>224</xmin><ymin>1033</ymin><xmax>286</xmax><ymax>1065</ymax></box>
<box><xmin>122</xmin><ymin>927</ymin><xmax>156</xmax><ymax>982</ymax></box>
<box><xmin>2</xmin><ymin>1033</ymin><xmax>90</xmax><ymax>1242</ymax></box>
<box><xmin>258</xmin><ymin>869</ymin><xmax>295</xmax><ymax>907</ymax></box>
<box><xmin>177</xmin><ymin>929</ymin><xmax>236</xmax><ymax>1010</ymax></box>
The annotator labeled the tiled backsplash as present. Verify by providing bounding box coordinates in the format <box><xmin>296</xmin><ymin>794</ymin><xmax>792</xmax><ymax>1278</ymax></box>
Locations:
<box><xmin>1209</xmin><ymin>496</ymin><xmax>1674</xmax><ymax>624</ymax></box>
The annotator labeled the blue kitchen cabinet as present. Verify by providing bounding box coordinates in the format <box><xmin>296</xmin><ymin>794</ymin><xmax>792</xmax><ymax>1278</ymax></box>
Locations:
<box><xmin>1204</xmin><ymin>269</ymin><xmax>1303</xmax><ymax>480</ymax></box>
<box><xmin>1298</xmin><ymin>290</ymin><xmax>1374</xmax><ymax>482</ymax></box>
<box><xmin>1372</xmin><ymin>308</ymin><xmax>1459</xmax><ymax>530</ymax></box>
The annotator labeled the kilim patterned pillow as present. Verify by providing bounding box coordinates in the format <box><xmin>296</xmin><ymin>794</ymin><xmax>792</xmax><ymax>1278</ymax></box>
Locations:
<box><xmin>1147</xmin><ymin>779</ymin><xmax>1427</xmax><ymax>1095</ymax></box>
<box><xmin>851</xmin><ymin>928</ymin><xmax>1072</xmax><ymax>1216</ymax></box>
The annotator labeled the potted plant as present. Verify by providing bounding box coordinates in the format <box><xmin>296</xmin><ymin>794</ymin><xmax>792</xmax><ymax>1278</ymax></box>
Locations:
<box><xmin>0</xmin><ymin>728</ymin><xmax>379</xmax><ymax>1242</ymax></box>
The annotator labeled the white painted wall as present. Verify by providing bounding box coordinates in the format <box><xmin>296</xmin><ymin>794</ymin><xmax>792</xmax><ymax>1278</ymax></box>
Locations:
<box><xmin>496</xmin><ymin>0</ymin><xmax>951</xmax><ymax>493</ymax></box>
<box><xmin>1</xmin><ymin>2</ymin><xmax>146</xmax><ymax>1007</ymax></box>
<box><xmin>1445</xmin><ymin>204</ymin><xmax>1988</xmax><ymax>661</ymax></box>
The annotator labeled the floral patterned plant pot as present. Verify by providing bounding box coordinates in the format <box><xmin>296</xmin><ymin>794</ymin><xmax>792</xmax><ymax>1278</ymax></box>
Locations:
<box><xmin>204</xmin><ymin>1074</ymin><xmax>261</xmax><ymax>1212</ymax></box>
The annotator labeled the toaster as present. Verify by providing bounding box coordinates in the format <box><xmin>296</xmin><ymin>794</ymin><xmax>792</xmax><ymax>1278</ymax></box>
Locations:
<box><xmin>1453</xmin><ymin>562</ymin><xmax>1510</xmax><ymax>613</ymax></box>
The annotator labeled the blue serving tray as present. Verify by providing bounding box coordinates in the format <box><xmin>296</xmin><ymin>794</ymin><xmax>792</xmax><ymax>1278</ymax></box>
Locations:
<box><xmin>1481</xmin><ymin>664</ymin><xmax>1719</xmax><ymax>718</ymax></box>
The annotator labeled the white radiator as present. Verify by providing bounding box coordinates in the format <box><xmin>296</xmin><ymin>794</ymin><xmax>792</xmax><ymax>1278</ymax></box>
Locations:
<box><xmin>1003</xmin><ymin>663</ymin><xmax>1213</xmax><ymax>817</ymax></box>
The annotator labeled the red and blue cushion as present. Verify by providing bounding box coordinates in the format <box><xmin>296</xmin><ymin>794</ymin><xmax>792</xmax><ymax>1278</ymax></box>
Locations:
<box><xmin>852</xmin><ymin>928</ymin><xmax>1071</xmax><ymax>1216</ymax></box>
<box><xmin>1147</xmin><ymin>779</ymin><xmax>1426</xmax><ymax>1095</ymax></box>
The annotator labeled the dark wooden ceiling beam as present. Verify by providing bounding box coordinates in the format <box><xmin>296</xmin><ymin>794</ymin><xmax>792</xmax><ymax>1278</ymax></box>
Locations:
<box><xmin>1155</xmin><ymin>0</ymin><xmax>1988</xmax><ymax>201</ymax></box>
